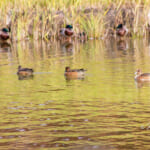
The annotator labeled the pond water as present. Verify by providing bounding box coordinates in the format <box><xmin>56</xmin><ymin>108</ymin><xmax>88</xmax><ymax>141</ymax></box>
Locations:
<box><xmin>0</xmin><ymin>38</ymin><xmax>150</xmax><ymax>150</ymax></box>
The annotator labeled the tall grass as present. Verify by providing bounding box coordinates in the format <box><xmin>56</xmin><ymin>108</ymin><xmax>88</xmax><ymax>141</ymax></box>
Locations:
<box><xmin>0</xmin><ymin>0</ymin><xmax>150</xmax><ymax>41</ymax></box>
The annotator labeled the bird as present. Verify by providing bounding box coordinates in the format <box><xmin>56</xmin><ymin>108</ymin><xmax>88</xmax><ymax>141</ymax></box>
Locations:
<box><xmin>60</xmin><ymin>25</ymin><xmax>74</xmax><ymax>42</ymax></box>
<box><xmin>135</xmin><ymin>69</ymin><xmax>150</xmax><ymax>81</ymax></box>
<box><xmin>0</xmin><ymin>27</ymin><xmax>10</xmax><ymax>41</ymax></box>
<box><xmin>17</xmin><ymin>66</ymin><xmax>34</xmax><ymax>76</ymax></box>
<box><xmin>64</xmin><ymin>66</ymin><xmax>86</xmax><ymax>79</ymax></box>
<box><xmin>116</xmin><ymin>24</ymin><xmax>128</xmax><ymax>37</ymax></box>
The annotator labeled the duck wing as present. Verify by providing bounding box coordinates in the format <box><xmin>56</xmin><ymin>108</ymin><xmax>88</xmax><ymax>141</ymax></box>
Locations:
<box><xmin>71</xmin><ymin>69</ymin><xmax>86</xmax><ymax>72</ymax></box>
<box><xmin>141</xmin><ymin>73</ymin><xmax>150</xmax><ymax>77</ymax></box>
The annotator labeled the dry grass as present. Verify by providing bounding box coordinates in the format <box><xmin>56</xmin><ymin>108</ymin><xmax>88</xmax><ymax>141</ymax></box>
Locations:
<box><xmin>0</xmin><ymin>0</ymin><xmax>150</xmax><ymax>41</ymax></box>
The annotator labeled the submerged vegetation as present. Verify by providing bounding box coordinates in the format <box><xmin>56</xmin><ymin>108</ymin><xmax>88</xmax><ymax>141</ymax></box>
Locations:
<box><xmin>0</xmin><ymin>0</ymin><xmax>150</xmax><ymax>41</ymax></box>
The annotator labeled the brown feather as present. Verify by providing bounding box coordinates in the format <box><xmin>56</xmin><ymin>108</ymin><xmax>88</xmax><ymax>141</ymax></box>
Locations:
<box><xmin>0</xmin><ymin>32</ymin><xmax>9</xmax><ymax>40</ymax></box>
<box><xmin>65</xmin><ymin>29</ymin><xmax>73</xmax><ymax>36</ymax></box>
<box><xmin>117</xmin><ymin>29</ymin><xmax>126</xmax><ymax>36</ymax></box>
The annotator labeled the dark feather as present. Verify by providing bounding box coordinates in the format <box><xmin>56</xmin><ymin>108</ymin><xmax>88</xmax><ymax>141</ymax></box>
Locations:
<box><xmin>0</xmin><ymin>33</ymin><xmax>9</xmax><ymax>40</ymax></box>
<box><xmin>65</xmin><ymin>29</ymin><xmax>73</xmax><ymax>36</ymax></box>
<box><xmin>71</xmin><ymin>69</ymin><xmax>86</xmax><ymax>72</ymax></box>
<box><xmin>19</xmin><ymin>68</ymin><xmax>33</xmax><ymax>72</ymax></box>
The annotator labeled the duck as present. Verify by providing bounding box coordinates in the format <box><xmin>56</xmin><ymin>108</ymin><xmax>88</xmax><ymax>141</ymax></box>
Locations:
<box><xmin>0</xmin><ymin>27</ymin><xmax>10</xmax><ymax>41</ymax></box>
<box><xmin>17</xmin><ymin>66</ymin><xmax>34</xmax><ymax>76</ymax></box>
<box><xmin>135</xmin><ymin>69</ymin><xmax>150</xmax><ymax>81</ymax></box>
<box><xmin>64</xmin><ymin>66</ymin><xmax>86</xmax><ymax>79</ymax></box>
<box><xmin>116</xmin><ymin>24</ymin><xmax>128</xmax><ymax>37</ymax></box>
<box><xmin>60</xmin><ymin>25</ymin><xmax>74</xmax><ymax>42</ymax></box>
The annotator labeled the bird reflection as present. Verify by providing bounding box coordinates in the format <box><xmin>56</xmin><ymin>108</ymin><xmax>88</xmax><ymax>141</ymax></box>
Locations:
<box><xmin>65</xmin><ymin>76</ymin><xmax>85</xmax><ymax>81</ymax></box>
<box><xmin>135</xmin><ymin>80</ymin><xmax>150</xmax><ymax>88</ymax></box>
<box><xmin>78</xmin><ymin>32</ymin><xmax>88</xmax><ymax>42</ymax></box>
<box><xmin>60</xmin><ymin>42</ymin><xmax>74</xmax><ymax>55</ymax></box>
<box><xmin>18</xmin><ymin>74</ymin><xmax>34</xmax><ymax>80</ymax></box>
<box><xmin>0</xmin><ymin>42</ymin><xmax>11</xmax><ymax>52</ymax></box>
<box><xmin>117</xmin><ymin>40</ymin><xmax>128</xmax><ymax>51</ymax></box>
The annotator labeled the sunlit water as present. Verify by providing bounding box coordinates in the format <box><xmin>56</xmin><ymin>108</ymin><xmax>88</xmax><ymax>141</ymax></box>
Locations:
<box><xmin>0</xmin><ymin>38</ymin><xmax>150</xmax><ymax>150</ymax></box>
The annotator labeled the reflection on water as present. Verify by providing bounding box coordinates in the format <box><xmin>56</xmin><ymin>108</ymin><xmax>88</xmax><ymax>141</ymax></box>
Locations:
<box><xmin>1</xmin><ymin>38</ymin><xmax>150</xmax><ymax>149</ymax></box>
<box><xmin>18</xmin><ymin>74</ymin><xmax>34</xmax><ymax>80</ymax></box>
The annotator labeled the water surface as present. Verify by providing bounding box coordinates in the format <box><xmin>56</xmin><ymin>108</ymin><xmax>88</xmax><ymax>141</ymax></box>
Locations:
<box><xmin>0</xmin><ymin>39</ymin><xmax>150</xmax><ymax>149</ymax></box>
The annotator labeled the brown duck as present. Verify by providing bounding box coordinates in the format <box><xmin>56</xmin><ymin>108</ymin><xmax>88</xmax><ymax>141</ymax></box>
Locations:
<box><xmin>135</xmin><ymin>69</ymin><xmax>150</xmax><ymax>81</ymax></box>
<box><xmin>17</xmin><ymin>66</ymin><xmax>34</xmax><ymax>76</ymax></box>
<box><xmin>64</xmin><ymin>66</ymin><xmax>86</xmax><ymax>79</ymax></box>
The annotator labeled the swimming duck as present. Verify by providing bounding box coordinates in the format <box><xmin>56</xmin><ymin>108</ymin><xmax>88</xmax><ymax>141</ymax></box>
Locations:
<box><xmin>135</xmin><ymin>69</ymin><xmax>150</xmax><ymax>81</ymax></box>
<box><xmin>64</xmin><ymin>66</ymin><xmax>86</xmax><ymax>79</ymax></box>
<box><xmin>17</xmin><ymin>66</ymin><xmax>34</xmax><ymax>76</ymax></box>
<box><xmin>116</xmin><ymin>24</ymin><xmax>128</xmax><ymax>37</ymax></box>
<box><xmin>60</xmin><ymin>25</ymin><xmax>74</xmax><ymax>42</ymax></box>
<box><xmin>0</xmin><ymin>28</ymin><xmax>10</xmax><ymax>41</ymax></box>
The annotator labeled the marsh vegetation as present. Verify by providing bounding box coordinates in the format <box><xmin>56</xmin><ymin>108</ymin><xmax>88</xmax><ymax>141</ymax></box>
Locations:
<box><xmin>0</xmin><ymin>0</ymin><xmax>150</xmax><ymax>41</ymax></box>
<box><xmin>1</xmin><ymin>1</ymin><xmax>150</xmax><ymax>149</ymax></box>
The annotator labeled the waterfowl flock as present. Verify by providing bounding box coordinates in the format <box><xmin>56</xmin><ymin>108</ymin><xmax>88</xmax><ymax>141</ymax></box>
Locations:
<box><xmin>16</xmin><ymin>65</ymin><xmax>150</xmax><ymax>83</ymax></box>
<box><xmin>0</xmin><ymin>23</ymin><xmax>148</xmax><ymax>83</ymax></box>
<box><xmin>58</xmin><ymin>23</ymin><xmax>129</xmax><ymax>43</ymax></box>
<box><xmin>0</xmin><ymin>23</ymin><xmax>129</xmax><ymax>43</ymax></box>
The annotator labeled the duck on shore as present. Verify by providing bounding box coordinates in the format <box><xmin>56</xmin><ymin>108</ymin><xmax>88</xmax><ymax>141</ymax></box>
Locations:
<box><xmin>60</xmin><ymin>25</ymin><xmax>74</xmax><ymax>42</ymax></box>
<box><xmin>0</xmin><ymin>27</ymin><xmax>10</xmax><ymax>41</ymax></box>
<box><xmin>116</xmin><ymin>24</ymin><xmax>128</xmax><ymax>38</ymax></box>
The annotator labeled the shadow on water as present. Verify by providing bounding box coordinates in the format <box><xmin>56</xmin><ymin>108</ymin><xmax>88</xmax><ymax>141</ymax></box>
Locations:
<box><xmin>1</xmin><ymin>38</ymin><xmax>150</xmax><ymax>149</ymax></box>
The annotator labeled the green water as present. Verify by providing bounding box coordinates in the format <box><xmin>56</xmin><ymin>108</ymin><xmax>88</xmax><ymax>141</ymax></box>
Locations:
<box><xmin>0</xmin><ymin>39</ymin><xmax>150</xmax><ymax>150</ymax></box>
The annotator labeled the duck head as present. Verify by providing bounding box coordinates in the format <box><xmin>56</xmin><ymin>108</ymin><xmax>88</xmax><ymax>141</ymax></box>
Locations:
<box><xmin>2</xmin><ymin>28</ymin><xmax>10</xmax><ymax>33</ymax></box>
<box><xmin>18</xmin><ymin>65</ymin><xmax>22</xmax><ymax>70</ymax></box>
<box><xmin>135</xmin><ymin>69</ymin><xmax>142</xmax><ymax>76</ymax></box>
<box><xmin>65</xmin><ymin>66</ymin><xmax>71</xmax><ymax>72</ymax></box>
<box><xmin>66</xmin><ymin>25</ymin><xmax>73</xmax><ymax>30</ymax></box>
<box><xmin>117</xmin><ymin>24</ymin><xmax>123</xmax><ymax>29</ymax></box>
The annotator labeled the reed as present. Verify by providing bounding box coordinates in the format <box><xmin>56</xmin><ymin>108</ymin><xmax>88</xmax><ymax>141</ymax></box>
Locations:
<box><xmin>0</xmin><ymin>0</ymin><xmax>150</xmax><ymax>41</ymax></box>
